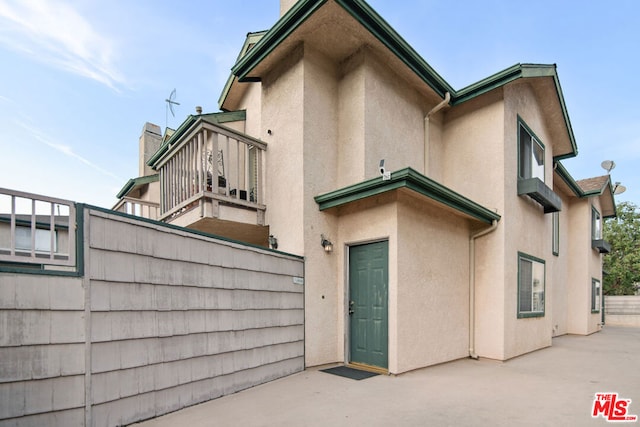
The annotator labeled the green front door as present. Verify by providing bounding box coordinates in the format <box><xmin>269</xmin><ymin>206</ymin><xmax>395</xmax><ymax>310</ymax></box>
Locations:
<box><xmin>349</xmin><ymin>241</ymin><xmax>388</xmax><ymax>369</ymax></box>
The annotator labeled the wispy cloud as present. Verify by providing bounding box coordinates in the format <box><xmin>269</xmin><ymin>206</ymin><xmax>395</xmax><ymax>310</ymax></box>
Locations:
<box><xmin>0</xmin><ymin>0</ymin><xmax>125</xmax><ymax>90</ymax></box>
<box><xmin>15</xmin><ymin>120</ymin><xmax>124</xmax><ymax>181</ymax></box>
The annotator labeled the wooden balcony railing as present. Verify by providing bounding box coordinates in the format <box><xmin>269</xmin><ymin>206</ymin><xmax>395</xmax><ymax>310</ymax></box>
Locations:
<box><xmin>112</xmin><ymin>197</ymin><xmax>160</xmax><ymax>220</ymax></box>
<box><xmin>0</xmin><ymin>188</ymin><xmax>76</xmax><ymax>267</ymax></box>
<box><xmin>154</xmin><ymin>122</ymin><xmax>266</xmax><ymax>223</ymax></box>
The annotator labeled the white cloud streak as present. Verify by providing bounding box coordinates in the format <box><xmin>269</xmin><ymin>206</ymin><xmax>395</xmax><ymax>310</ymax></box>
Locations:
<box><xmin>15</xmin><ymin>120</ymin><xmax>124</xmax><ymax>182</ymax></box>
<box><xmin>0</xmin><ymin>0</ymin><xmax>125</xmax><ymax>90</ymax></box>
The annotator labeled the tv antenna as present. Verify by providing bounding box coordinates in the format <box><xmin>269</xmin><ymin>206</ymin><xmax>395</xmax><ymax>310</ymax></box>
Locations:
<box><xmin>165</xmin><ymin>88</ymin><xmax>180</xmax><ymax>129</ymax></box>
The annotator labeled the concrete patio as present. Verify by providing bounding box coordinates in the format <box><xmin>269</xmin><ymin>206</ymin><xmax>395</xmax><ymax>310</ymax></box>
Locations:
<box><xmin>133</xmin><ymin>326</ymin><xmax>640</xmax><ymax>426</ymax></box>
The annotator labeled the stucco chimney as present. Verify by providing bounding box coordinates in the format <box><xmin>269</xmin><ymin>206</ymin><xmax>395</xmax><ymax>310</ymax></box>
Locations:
<box><xmin>139</xmin><ymin>122</ymin><xmax>162</xmax><ymax>177</ymax></box>
<box><xmin>280</xmin><ymin>0</ymin><xmax>298</xmax><ymax>16</ymax></box>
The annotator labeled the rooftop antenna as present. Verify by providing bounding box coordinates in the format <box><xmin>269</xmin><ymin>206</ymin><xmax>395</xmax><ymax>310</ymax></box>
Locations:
<box><xmin>165</xmin><ymin>88</ymin><xmax>180</xmax><ymax>129</ymax></box>
<box><xmin>601</xmin><ymin>160</ymin><xmax>615</xmax><ymax>174</ymax></box>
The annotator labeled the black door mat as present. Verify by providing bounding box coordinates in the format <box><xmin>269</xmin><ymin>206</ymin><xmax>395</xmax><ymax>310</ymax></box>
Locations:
<box><xmin>320</xmin><ymin>366</ymin><xmax>380</xmax><ymax>380</ymax></box>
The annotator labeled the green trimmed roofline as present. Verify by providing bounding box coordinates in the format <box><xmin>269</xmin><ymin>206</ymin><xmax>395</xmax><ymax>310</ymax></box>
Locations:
<box><xmin>116</xmin><ymin>174</ymin><xmax>159</xmax><ymax>199</ymax></box>
<box><xmin>231</xmin><ymin>0</ymin><xmax>454</xmax><ymax>98</ymax></box>
<box><xmin>554</xmin><ymin>161</ymin><xmax>616</xmax><ymax>218</ymax></box>
<box><xmin>314</xmin><ymin>167</ymin><xmax>501</xmax><ymax>224</ymax></box>
<box><xmin>229</xmin><ymin>1</ymin><xmax>577</xmax><ymax>159</ymax></box>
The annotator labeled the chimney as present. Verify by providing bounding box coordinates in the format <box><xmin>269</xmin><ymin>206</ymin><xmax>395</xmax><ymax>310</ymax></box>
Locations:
<box><xmin>280</xmin><ymin>0</ymin><xmax>298</xmax><ymax>16</ymax></box>
<box><xmin>139</xmin><ymin>122</ymin><xmax>162</xmax><ymax>177</ymax></box>
<box><xmin>195</xmin><ymin>106</ymin><xmax>202</xmax><ymax>115</ymax></box>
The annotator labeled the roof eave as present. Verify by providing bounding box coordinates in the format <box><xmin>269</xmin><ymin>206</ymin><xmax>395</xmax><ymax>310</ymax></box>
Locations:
<box><xmin>231</xmin><ymin>0</ymin><xmax>454</xmax><ymax>98</ymax></box>
<box><xmin>454</xmin><ymin>64</ymin><xmax>578</xmax><ymax>159</ymax></box>
<box><xmin>315</xmin><ymin>167</ymin><xmax>500</xmax><ymax>224</ymax></box>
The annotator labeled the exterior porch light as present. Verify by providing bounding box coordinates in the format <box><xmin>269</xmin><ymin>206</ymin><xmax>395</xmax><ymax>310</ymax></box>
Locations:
<box><xmin>321</xmin><ymin>234</ymin><xmax>333</xmax><ymax>253</ymax></box>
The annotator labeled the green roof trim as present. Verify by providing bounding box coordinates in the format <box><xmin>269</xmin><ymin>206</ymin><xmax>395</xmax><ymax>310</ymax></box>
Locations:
<box><xmin>232</xmin><ymin>0</ymin><xmax>453</xmax><ymax>97</ymax></box>
<box><xmin>314</xmin><ymin>167</ymin><xmax>501</xmax><ymax>224</ymax></box>
<box><xmin>554</xmin><ymin>162</ymin><xmax>616</xmax><ymax>218</ymax></box>
<box><xmin>231</xmin><ymin>0</ymin><xmax>328</xmax><ymax>83</ymax></box>
<box><xmin>334</xmin><ymin>0</ymin><xmax>453</xmax><ymax>97</ymax></box>
<box><xmin>147</xmin><ymin>110</ymin><xmax>247</xmax><ymax>167</ymax></box>
<box><xmin>454</xmin><ymin>63</ymin><xmax>578</xmax><ymax>159</ymax></box>
<box><xmin>229</xmin><ymin>2</ymin><xmax>576</xmax><ymax>158</ymax></box>
<box><xmin>116</xmin><ymin>174</ymin><xmax>159</xmax><ymax>199</ymax></box>
<box><xmin>218</xmin><ymin>31</ymin><xmax>268</xmax><ymax>110</ymax></box>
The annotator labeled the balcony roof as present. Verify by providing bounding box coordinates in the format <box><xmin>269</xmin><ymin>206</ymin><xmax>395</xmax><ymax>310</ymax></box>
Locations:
<box><xmin>314</xmin><ymin>167</ymin><xmax>501</xmax><ymax>225</ymax></box>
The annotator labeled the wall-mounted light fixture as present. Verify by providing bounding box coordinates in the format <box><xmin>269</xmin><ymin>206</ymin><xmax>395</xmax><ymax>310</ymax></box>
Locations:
<box><xmin>320</xmin><ymin>234</ymin><xmax>333</xmax><ymax>253</ymax></box>
<box><xmin>268</xmin><ymin>235</ymin><xmax>278</xmax><ymax>250</ymax></box>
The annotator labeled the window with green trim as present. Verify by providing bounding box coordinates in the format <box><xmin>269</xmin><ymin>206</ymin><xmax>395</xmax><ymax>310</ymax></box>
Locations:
<box><xmin>518</xmin><ymin>119</ymin><xmax>545</xmax><ymax>182</ymax></box>
<box><xmin>552</xmin><ymin>211</ymin><xmax>559</xmax><ymax>256</ymax></box>
<box><xmin>592</xmin><ymin>278</ymin><xmax>601</xmax><ymax>313</ymax></box>
<box><xmin>592</xmin><ymin>207</ymin><xmax>602</xmax><ymax>240</ymax></box>
<box><xmin>518</xmin><ymin>252</ymin><xmax>545</xmax><ymax>318</ymax></box>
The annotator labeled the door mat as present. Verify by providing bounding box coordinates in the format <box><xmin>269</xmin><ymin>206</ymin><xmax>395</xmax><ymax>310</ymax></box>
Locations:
<box><xmin>320</xmin><ymin>366</ymin><xmax>379</xmax><ymax>380</ymax></box>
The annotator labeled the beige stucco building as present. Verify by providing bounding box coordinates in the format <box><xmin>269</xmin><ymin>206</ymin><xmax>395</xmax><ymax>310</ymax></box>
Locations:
<box><xmin>115</xmin><ymin>0</ymin><xmax>616</xmax><ymax>375</ymax></box>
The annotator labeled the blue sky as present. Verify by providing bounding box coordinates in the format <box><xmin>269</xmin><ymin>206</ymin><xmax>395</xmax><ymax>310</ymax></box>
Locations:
<box><xmin>0</xmin><ymin>0</ymin><xmax>638</xmax><ymax>208</ymax></box>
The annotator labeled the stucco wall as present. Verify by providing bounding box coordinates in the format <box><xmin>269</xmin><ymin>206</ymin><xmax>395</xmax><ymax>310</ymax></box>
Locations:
<box><xmin>396</xmin><ymin>192</ymin><xmax>472</xmax><ymax>373</ymax></box>
<box><xmin>501</xmin><ymin>82</ymin><xmax>555</xmax><ymax>359</ymax></box>
<box><xmin>0</xmin><ymin>207</ymin><xmax>304</xmax><ymax>427</ymax></box>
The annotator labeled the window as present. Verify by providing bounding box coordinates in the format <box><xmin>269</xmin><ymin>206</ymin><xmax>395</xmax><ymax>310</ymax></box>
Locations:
<box><xmin>518</xmin><ymin>252</ymin><xmax>545</xmax><ymax>318</ymax></box>
<box><xmin>592</xmin><ymin>279</ymin><xmax>601</xmax><ymax>313</ymax></box>
<box><xmin>552</xmin><ymin>211</ymin><xmax>559</xmax><ymax>256</ymax></box>
<box><xmin>15</xmin><ymin>226</ymin><xmax>57</xmax><ymax>253</ymax></box>
<box><xmin>518</xmin><ymin>119</ymin><xmax>545</xmax><ymax>182</ymax></box>
<box><xmin>592</xmin><ymin>207</ymin><xmax>602</xmax><ymax>240</ymax></box>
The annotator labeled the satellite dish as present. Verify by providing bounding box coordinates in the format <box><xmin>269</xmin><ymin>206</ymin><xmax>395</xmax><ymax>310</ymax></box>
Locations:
<box><xmin>165</xmin><ymin>88</ymin><xmax>180</xmax><ymax>129</ymax></box>
<box><xmin>601</xmin><ymin>160</ymin><xmax>616</xmax><ymax>173</ymax></box>
<box><xmin>613</xmin><ymin>182</ymin><xmax>627</xmax><ymax>195</ymax></box>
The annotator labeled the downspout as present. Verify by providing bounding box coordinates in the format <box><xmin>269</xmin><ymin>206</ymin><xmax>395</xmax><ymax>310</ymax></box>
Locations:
<box><xmin>424</xmin><ymin>92</ymin><xmax>451</xmax><ymax>175</ymax></box>
<box><xmin>469</xmin><ymin>220</ymin><xmax>498</xmax><ymax>359</ymax></box>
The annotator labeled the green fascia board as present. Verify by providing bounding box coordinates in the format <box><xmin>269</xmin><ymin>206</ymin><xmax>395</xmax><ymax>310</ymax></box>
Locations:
<box><xmin>218</xmin><ymin>31</ymin><xmax>268</xmax><ymax>110</ymax></box>
<box><xmin>231</xmin><ymin>0</ymin><xmax>454</xmax><ymax>98</ymax></box>
<box><xmin>554</xmin><ymin>162</ymin><xmax>617</xmax><ymax>218</ymax></box>
<box><xmin>454</xmin><ymin>64</ymin><xmax>577</xmax><ymax>159</ymax></box>
<box><xmin>314</xmin><ymin>167</ymin><xmax>501</xmax><ymax>224</ymax></box>
<box><xmin>555</xmin><ymin>161</ymin><xmax>584</xmax><ymax>197</ymax></box>
<box><xmin>116</xmin><ymin>174</ymin><xmax>159</xmax><ymax>199</ymax></box>
<box><xmin>333</xmin><ymin>0</ymin><xmax>453</xmax><ymax>97</ymax></box>
<box><xmin>231</xmin><ymin>0</ymin><xmax>328</xmax><ymax>81</ymax></box>
<box><xmin>229</xmin><ymin>2</ymin><xmax>575</xmax><ymax>157</ymax></box>
<box><xmin>147</xmin><ymin>111</ymin><xmax>247</xmax><ymax>168</ymax></box>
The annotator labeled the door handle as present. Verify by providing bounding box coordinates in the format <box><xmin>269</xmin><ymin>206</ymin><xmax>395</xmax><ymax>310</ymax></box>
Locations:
<box><xmin>348</xmin><ymin>300</ymin><xmax>355</xmax><ymax>315</ymax></box>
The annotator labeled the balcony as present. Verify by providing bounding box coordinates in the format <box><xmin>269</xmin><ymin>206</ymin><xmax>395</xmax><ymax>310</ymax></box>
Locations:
<box><xmin>151</xmin><ymin>118</ymin><xmax>269</xmax><ymax>246</ymax></box>
<box><xmin>0</xmin><ymin>188</ymin><xmax>76</xmax><ymax>269</ymax></box>
<box><xmin>112</xmin><ymin>197</ymin><xmax>160</xmax><ymax>220</ymax></box>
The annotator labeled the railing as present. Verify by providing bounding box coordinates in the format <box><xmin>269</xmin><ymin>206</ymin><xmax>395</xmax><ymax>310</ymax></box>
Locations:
<box><xmin>155</xmin><ymin>122</ymin><xmax>266</xmax><ymax>222</ymax></box>
<box><xmin>0</xmin><ymin>188</ymin><xmax>76</xmax><ymax>267</ymax></box>
<box><xmin>112</xmin><ymin>197</ymin><xmax>160</xmax><ymax>220</ymax></box>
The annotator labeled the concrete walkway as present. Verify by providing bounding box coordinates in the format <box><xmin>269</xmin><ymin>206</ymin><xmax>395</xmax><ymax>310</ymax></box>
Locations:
<box><xmin>133</xmin><ymin>326</ymin><xmax>640</xmax><ymax>426</ymax></box>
